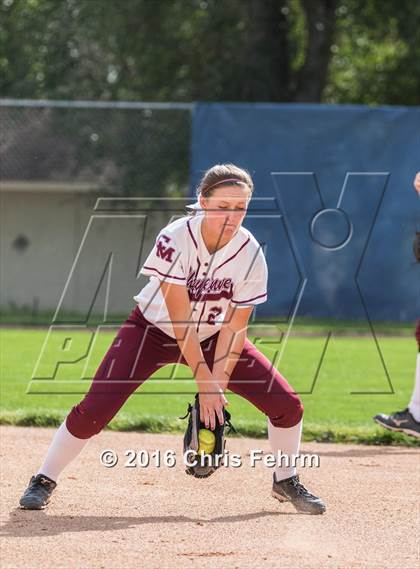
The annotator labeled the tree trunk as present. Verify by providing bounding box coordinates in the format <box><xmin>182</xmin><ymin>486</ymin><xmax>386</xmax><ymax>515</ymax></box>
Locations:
<box><xmin>242</xmin><ymin>0</ymin><xmax>291</xmax><ymax>102</ymax></box>
<box><xmin>294</xmin><ymin>0</ymin><xmax>337</xmax><ymax>102</ymax></box>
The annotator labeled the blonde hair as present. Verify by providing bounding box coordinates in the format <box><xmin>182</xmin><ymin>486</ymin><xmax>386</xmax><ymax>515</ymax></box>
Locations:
<box><xmin>188</xmin><ymin>163</ymin><xmax>254</xmax><ymax>215</ymax></box>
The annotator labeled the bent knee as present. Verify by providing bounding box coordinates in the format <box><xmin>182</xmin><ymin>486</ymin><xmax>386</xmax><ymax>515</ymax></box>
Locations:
<box><xmin>66</xmin><ymin>402</ymin><xmax>108</xmax><ymax>439</ymax></box>
<box><xmin>269</xmin><ymin>394</ymin><xmax>303</xmax><ymax>428</ymax></box>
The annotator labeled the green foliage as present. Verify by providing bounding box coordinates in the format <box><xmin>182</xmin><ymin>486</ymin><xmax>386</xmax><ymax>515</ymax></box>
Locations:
<box><xmin>1</xmin><ymin>0</ymin><xmax>418</xmax><ymax>105</ymax></box>
<box><xmin>325</xmin><ymin>0</ymin><xmax>420</xmax><ymax>105</ymax></box>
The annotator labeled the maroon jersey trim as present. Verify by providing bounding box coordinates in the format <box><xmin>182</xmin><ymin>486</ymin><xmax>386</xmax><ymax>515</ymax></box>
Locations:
<box><xmin>143</xmin><ymin>266</ymin><xmax>186</xmax><ymax>280</ymax></box>
<box><xmin>213</xmin><ymin>237</ymin><xmax>250</xmax><ymax>273</ymax></box>
<box><xmin>187</xmin><ymin>219</ymin><xmax>198</xmax><ymax>249</ymax></box>
<box><xmin>231</xmin><ymin>292</ymin><xmax>267</xmax><ymax>304</ymax></box>
<box><xmin>196</xmin><ymin>301</ymin><xmax>207</xmax><ymax>332</ymax></box>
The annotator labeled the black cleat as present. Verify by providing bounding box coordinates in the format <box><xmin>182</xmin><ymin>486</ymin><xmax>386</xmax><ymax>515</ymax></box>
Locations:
<box><xmin>272</xmin><ymin>474</ymin><xmax>326</xmax><ymax>515</ymax></box>
<box><xmin>19</xmin><ymin>474</ymin><xmax>57</xmax><ymax>510</ymax></box>
<box><xmin>373</xmin><ymin>408</ymin><xmax>420</xmax><ymax>439</ymax></box>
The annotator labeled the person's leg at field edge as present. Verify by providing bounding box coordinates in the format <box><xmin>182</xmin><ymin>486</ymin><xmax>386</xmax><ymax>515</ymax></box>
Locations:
<box><xmin>19</xmin><ymin>306</ymin><xmax>180</xmax><ymax>509</ymax></box>
<box><xmin>373</xmin><ymin>319</ymin><xmax>420</xmax><ymax>437</ymax></box>
<box><xmin>408</xmin><ymin>320</ymin><xmax>420</xmax><ymax>422</ymax></box>
<box><xmin>407</xmin><ymin>353</ymin><xmax>420</xmax><ymax>422</ymax></box>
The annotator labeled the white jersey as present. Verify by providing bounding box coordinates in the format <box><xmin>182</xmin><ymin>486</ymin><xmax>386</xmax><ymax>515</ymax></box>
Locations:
<box><xmin>133</xmin><ymin>214</ymin><xmax>268</xmax><ymax>341</ymax></box>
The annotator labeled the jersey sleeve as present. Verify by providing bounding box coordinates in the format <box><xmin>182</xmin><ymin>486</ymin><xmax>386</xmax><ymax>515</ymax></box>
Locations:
<box><xmin>230</xmin><ymin>247</ymin><xmax>268</xmax><ymax>308</ymax></box>
<box><xmin>140</xmin><ymin>229</ymin><xmax>186</xmax><ymax>285</ymax></box>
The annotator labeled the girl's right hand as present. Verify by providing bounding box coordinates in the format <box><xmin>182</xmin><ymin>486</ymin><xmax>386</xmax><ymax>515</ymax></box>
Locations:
<box><xmin>197</xmin><ymin>380</ymin><xmax>229</xmax><ymax>431</ymax></box>
<box><xmin>414</xmin><ymin>172</ymin><xmax>420</xmax><ymax>195</ymax></box>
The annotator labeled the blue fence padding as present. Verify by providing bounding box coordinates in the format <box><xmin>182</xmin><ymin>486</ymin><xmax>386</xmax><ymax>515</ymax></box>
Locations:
<box><xmin>190</xmin><ymin>103</ymin><xmax>420</xmax><ymax>322</ymax></box>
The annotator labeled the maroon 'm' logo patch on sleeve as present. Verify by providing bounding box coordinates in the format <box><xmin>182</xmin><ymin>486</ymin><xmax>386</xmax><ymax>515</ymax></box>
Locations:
<box><xmin>156</xmin><ymin>234</ymin><xmax>175</xmax><ymax>263</ymax></box>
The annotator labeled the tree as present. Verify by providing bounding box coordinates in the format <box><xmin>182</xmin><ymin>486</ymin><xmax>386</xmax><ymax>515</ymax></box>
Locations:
<box><xmin>1</xmin><ymin>0</ymin><xmax>418</xmax><ymax>105</ymax></box>
<box><xmin>325</xmin><ymin>0</ymin><xmax>420</xmax><ymax>105</ymax></box>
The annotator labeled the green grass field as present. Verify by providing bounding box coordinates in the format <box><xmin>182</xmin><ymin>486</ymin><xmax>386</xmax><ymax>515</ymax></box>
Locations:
<box><xmin>0</xmin><ymin>327</ymin><xmax>418</xmax><ymax>445</ymax></box>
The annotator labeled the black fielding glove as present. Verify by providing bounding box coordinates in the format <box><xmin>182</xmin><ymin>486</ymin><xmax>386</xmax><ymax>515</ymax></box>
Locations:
<box><xmin>179</xmin><ymin>393</ymin><xmax>236</xmax><ymax>479</ymax></box>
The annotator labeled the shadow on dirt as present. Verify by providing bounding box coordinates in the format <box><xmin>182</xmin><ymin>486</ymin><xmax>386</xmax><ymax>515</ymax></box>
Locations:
<box><xmin>1</xmin><ymin>508</ymin><xmax>298</xmax><ymax>537</ymax></box>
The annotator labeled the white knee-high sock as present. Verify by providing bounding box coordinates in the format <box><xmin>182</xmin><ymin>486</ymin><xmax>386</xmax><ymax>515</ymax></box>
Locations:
<box><xmin>36</xmin><ymin>420</ymin><xmax>91</xmax><ymax>483</ymax></box>
<box><xmin>408</xmin><ymin>353</ymin><xmax>420</xmax><ymax>422</ymax></box>
<box><xmin>267</xmin><ymin>418</ymin><xmax>303</xmax><ymax>482</ymax></box>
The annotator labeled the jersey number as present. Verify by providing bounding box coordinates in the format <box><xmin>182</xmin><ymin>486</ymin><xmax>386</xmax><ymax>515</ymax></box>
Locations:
<box><xmin>207</xmin><ymin>306</ymin><xmax>222</xmax><ymax>325</ymax></box>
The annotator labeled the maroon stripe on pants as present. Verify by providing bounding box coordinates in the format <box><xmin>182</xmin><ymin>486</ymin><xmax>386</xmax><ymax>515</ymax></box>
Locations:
<box><xmin>416</xmin><ymin>319</ymin><xmax>420</xmax><ymax>351</ymax></box>
<box><xmin>66</xmin><ymin>306</ymin><xmax>302</xmax><ymax>439</ymax></box>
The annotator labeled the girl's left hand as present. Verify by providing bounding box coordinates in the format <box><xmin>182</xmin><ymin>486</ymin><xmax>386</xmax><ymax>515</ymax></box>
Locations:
<box><xmin>197</xmin><ymin>382</ymin><xmax>228</xmax><ymax>430</ymax></box>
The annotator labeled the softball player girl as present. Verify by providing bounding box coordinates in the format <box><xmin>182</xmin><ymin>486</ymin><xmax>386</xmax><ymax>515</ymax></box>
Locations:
<box><xmin>19</xmin><ymin>163</ymin><xmax>326</xmax><ymax>514</ymax></box>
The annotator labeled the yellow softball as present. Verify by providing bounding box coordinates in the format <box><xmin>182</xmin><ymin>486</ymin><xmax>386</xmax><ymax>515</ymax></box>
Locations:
<box><xmin>198</xmin><ymin>429</ymin><xmax>216</xmax><ymax>455</ymax></box>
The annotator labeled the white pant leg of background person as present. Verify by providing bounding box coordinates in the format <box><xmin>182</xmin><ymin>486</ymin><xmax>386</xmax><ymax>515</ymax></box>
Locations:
<box><xmin>408</xmin><ymin>353</ymin><xmax>420</xmax><ymax>422</ymax></box>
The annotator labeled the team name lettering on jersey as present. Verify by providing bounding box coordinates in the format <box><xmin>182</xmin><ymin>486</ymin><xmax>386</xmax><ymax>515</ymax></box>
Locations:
<box><xmin>186</xmin><ymin>267</ymin><xmax>233</xmax><ymax>302</ymax></box>
<box><xmin>155</xmin><ymin>235</ymin><xmax>175</xmax><ymax>263</ymax></box>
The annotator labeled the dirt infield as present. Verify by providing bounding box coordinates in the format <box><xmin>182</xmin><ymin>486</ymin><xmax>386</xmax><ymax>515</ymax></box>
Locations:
<box><xmin>1</xmin><ymin>426</ymin><xmax>419</xmax><ymax>569</ymax></box>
